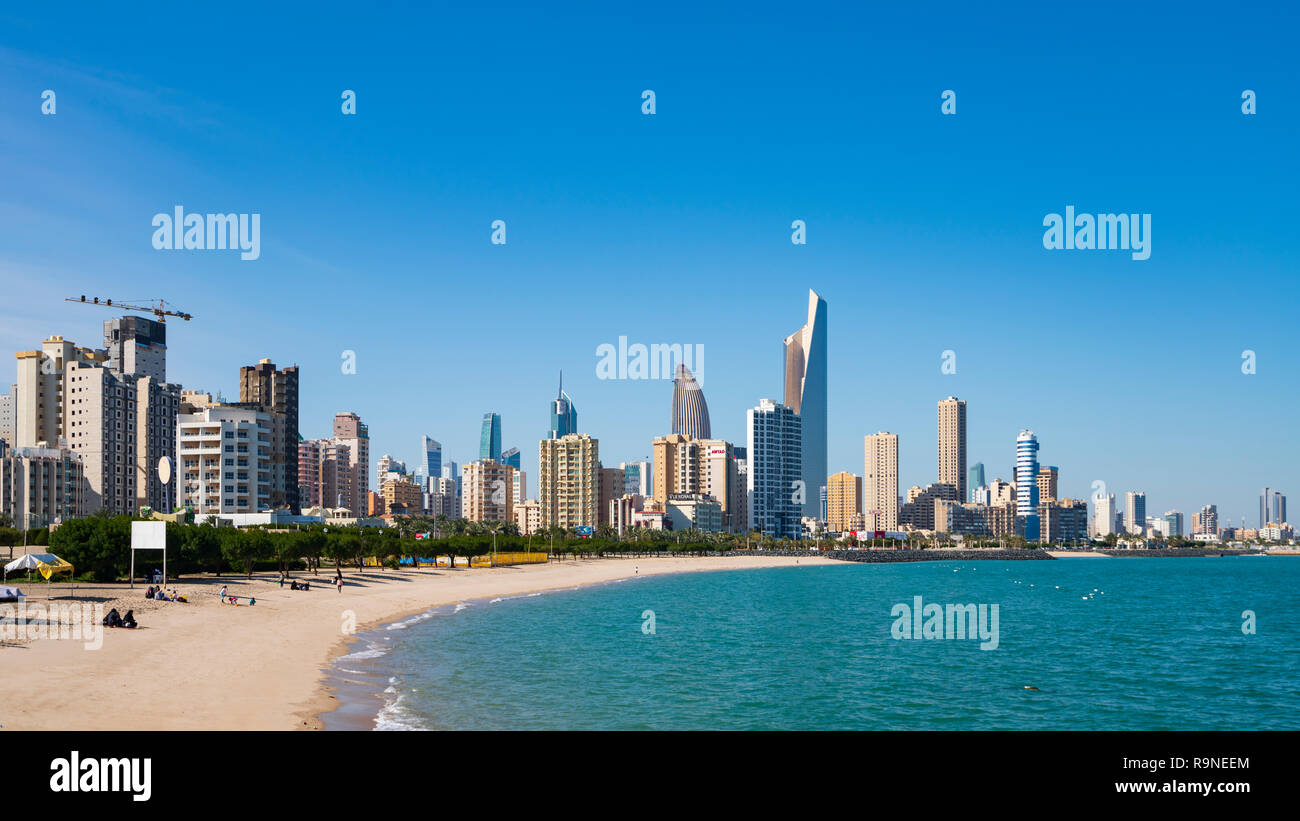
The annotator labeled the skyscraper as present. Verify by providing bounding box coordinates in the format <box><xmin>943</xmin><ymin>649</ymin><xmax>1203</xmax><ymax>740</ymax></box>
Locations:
<box><xmin>538</xmin><ymin>433</ymin><xmax>600</xmax><ymax>530</ymax></box>
<box><xmin>104</xmin><ymin>315</ymin><xmax>167</xmax><ymax>382</ymax></box>
<box><xmin>1164</xmin><ymin>510</ymin><xmax>1184</xmax><ymax>537</ymax></box>
<box><xmin>500</xmin><ymin>446</ymin><xmax>521</xmax><ymax>470</ymax></box>
<box><xmin>1037</xmin><ymin>466</ymin><xmax>1059</xmax><ymax>504</ymax></box>
<box><xmin>1015</xmin><ymin>430</ymin><xmax>1040</xmax><ymax>540</ymax></box>
<box><xmin>1260</xmin><ymin>488</ymin><xmax>1286</xmax><ymax>526</ymax></box>
<box><xmin>783</xmin><ymin>289</ymin><xmax>827</xmax><ymax>518</ymax></box>
<box><xmin>746</xmin><ymin>399</ymin><xmax>802</xmax><ymax>538</ymax></box>
<box><xmin>826</xmin><ymin>471</ymin><xmax>862</xmax><ymax>533</ymax></box>
<box><xmin>967</xmin><ymin>462</ymin><xmax>985</xmax><ymax>501</ymax></box>
<box><xmin>864</xmin><ymin>432</ymin><xmax>899</xmax><ymax>531</ymax></box>
<box><xmin>549</xmin><ymin>372</ymin><xmax>577</xmax><ymax>439</ymax></box>
<box><xmin>1124</xmin><ymin>491</ymin><xmax>1146</xmax><ymax>535</ymax></box>
<box><xmin>937</xmin><ymin>396</ymin><xmax>967</xmax><ymax>501</ymax></box>
<box><xmin>670</xmin><ymin>364</ymin><xmax>711</xmax><ymax>440</ymax></box>
<box><xmin>422</xmin><ymin>436</ymin><xmax>442</xmax><ymax>480</ymax></box>
<box><xmin>332</xmin><ymin>412</ymin><xmax>369</xmax><ymax>514</ymax></box>
<box><xmin>239</xmin><ymin>358</ymin><xmax>300</xmax><ymax>511</ymax></box>
<box><xmin>479</xmin><ymin>412</ymin><xmax>502</xmax><ymax>462</ymax></box>
<box><xmin>1093</xmin><ymin>493</ymin><xmax>1117</xmax><ymax>537</ymax></box>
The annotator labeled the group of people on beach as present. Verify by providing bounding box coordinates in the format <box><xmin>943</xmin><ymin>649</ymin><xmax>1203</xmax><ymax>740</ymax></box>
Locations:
<box><xmin>218</xmin><ymin>585</ymin><xmax>255</xmax><ymax>606</ymax></box>
<box><xmin>278</xmin><ymin>570</ymin><xmax>345</xmax><ymax>593</ymax></box>
<box><xmin>145</xmin><ymin>585</ymin><xmax>186</xmax><ymax>602</ymax></box>
<box><xmin>102</xmin><ymin>608</ymin><xmax>137</xmax><ymax>629</ymax></box>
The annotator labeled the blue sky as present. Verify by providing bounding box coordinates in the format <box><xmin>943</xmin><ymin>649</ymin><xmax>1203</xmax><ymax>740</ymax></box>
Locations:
<box><xmin>1</xmin><ymin>1</ymin><xmax>1296</xmax><ymax>526</ymax></box>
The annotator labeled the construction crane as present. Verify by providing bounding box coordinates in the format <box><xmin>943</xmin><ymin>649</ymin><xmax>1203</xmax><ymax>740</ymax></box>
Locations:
<box><xmin>65</xmin><ymin>296</ymin><xmax>193</xmax><ymax>322</ymax></box>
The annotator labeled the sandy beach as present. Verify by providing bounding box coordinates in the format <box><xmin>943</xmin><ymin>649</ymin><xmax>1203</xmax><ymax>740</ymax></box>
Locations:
<box><xmin>0</xmin><ymin>554</ymin><xmax>839</xmax><ymax>731</ymax></box>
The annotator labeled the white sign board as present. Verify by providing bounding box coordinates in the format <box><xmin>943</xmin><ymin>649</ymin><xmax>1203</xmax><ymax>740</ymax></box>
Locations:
<box><xmin>130</xmin><ymin>521</ymin><xmax>167</xmax><ymax>588</ymax></box>
<box><xmin>132</xmin><ymin>521</ymin><xmax>167</xmax><ymax>550</ymax></box>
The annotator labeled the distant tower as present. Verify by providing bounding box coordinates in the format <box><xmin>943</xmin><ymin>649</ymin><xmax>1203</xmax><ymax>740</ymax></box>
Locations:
<box><xmin>479</xmin><ymin>413</ymin><xmax>502</xmax><ymax>462</ymax></box>
<box><xmin>670</xmin><ymin>364</ymin><xmax>711</xmax><ymax>440</ymax></box>
<box><xmin>783</xmin><ymin>289</ymin><xmax>827</xmax><ymax>518</ymax></box>
<box><xmin>549</xmin><ymin>371</ymin><xmax>578</xmax><ymax>438</ymax></box>
<box><xmin>1015</xmin><ymin>430</ymin><xmax>1040</xmax><ymax>540</ymax></box>
<box><xmin>937</xmin><ymin>396</ymin><xmax>967</xmax><ymax>502</ymax></box>
<box><xmin>967</xmin><ymin>462</ymin><xmax>985</xmax><ymax>501</ymax></box>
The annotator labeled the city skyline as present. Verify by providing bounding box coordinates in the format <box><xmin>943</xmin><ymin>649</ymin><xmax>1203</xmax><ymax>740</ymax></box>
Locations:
<box><xmin>1</xmin><ymin>4</ymin><xmax>1296</xmax><ymax>525</ymax></box>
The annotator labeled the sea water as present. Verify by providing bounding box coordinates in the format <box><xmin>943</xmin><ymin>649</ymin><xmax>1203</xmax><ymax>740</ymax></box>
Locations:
<box><xmin>323</xmin><ymin>558</ymin><xmax>1299</xmax><ymax>730</ymax></box>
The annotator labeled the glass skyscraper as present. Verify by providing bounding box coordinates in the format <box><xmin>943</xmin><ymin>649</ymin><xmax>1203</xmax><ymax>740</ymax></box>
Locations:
<box><xmin>501</xmin><ymin>446</ymin><xmax>521</xmax><ymax>470</ymax></box>
<box><xmin>1015</xmin><ymin>431</ymin><xmax>1040</xmax><ymax>540</ymax></box>
<box><xmin>549</xmin><ymin>371</ymin><xmax>577</xmax><ymax>439</ymax></box>
<box><xmin>968</xmin><ymin>462</ymin><xmax>985</xmax><ymax>500</ymax></box>
<box><xmin>422</xmin><ymin>436</ymin><xmax>442</xmax><ymax>480</ymax></box>
<box><xmin>670</xmin><ymin>364</ymin><xmax>711</xmax><ymax>440</ymax></box>
<box><xmin>480</xmin><ymin>413</ymin><xmax>502</xmax><ymax>462</ymax></box>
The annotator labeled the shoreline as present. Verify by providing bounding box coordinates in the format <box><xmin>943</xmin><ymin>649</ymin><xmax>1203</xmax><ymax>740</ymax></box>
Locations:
<box><xmin>306</xmin><ymin>554</ymin><xmax>844</xmax><ymax>731</ymax></box>
<box><xmin>0</xmin><ymin>554</ymin><xmax>841</xmax><ymax>731</ymax></box>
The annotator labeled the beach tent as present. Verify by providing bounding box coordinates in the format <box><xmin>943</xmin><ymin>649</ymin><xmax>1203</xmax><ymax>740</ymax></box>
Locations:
<box><xmin>3</xmin><ymin>552</ymin><xmax>74</xmax><ymax>581</ymax></box>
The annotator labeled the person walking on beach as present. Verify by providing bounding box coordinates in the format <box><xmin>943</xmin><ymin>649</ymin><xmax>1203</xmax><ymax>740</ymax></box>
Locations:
<box><xmin>278</xmin><ymin>571</ymin><xmax>285</xmax><ymax>588</ymax></box>
<box><xmin>335</xmin><ymin>574</ymin><xmax>343</xmax><ymax>594</ymax></box>
<box><xmin>219</xmin><ymin>584</ymin><xmax>228</xmax><ymax>603</ymax></box>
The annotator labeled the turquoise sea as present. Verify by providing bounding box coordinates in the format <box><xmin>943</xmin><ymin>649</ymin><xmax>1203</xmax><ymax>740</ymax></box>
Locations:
<box><xmin>324</xmin><ymin>557</ymin><xmax>1300</xmax><ymax>730</ymax></box>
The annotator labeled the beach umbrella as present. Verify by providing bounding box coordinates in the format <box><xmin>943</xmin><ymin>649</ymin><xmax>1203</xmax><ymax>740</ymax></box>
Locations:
<box><xmin>3</xmin><ymin>552</ymin><xmax>74</xmax><ymax>582</ymax></box>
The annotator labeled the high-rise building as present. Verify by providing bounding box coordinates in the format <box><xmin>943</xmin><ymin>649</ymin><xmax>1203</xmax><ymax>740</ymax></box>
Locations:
<box><xmin>620</xmin><ymin>460</ymin><xmax>652</xmax><ymax>497</ymax></box>
<box><xmin>421</xmin><ymin>436</ymin><xmax>442</xmax><ymax>481</ymax></box>
<box><xmin>238</xmin><ymin>359</ymin><xmax>300</xmax><ymax>511</ymax></box>
<box><xmin>332</xmin><ymin>412</ymin><xmax>369</xmax><ymax>514</ymax></box>
<box><xmin>864</xmin><ymin>432</ymin><xmax>899</xmax><ymax>531</ymax></box>
<box><xmin>937</xmin><ymin>397</ymin><xmax>967</xmax><ymax>502</ymax></box>
<box><xmin>598</xmin><ymin>466</ymin><xmax>626</xmax><ymax>527</ymax></box>
<box><xmin>1037</xmin><ymin>466</ymin><xmax>1059</xmax><ymax>504</ymax></box>
<box><xmin>538</xmin><ymin>433</ymin><xmax>600</xmax><ymax>530</ymax></box>
<box><xmin>899</xmin><ymin>482</ymin><xmax>957</xmax><ymax>530</ymax></box>
<box><xmin>967</xmin><ymin>462</ymin><xmax>985</xmax><ymax>502</ymax></box>
<box><xmin>670</xmin><ymin>364</ymin><xmax>711</xmax><ymax>440</ymax></box>
<box><xmin>1163</xmin><ymin>510</ymin><xmax>1184</xmax><ymax>537</ymax></box>
<box><xmin>1124</xmin><ymin>491</ymin><xmax>1146</xmax><ymax>535</ymax></box>
<box><xmin>462</xmin><ymin>459</ymin><xmax>515</xmax><ymax>523</ymax></box>
<box><xmin>1093</xmin><ymin>493</ymin><xmax>1117</xmax><ymax>537</ymax></box>
<box><xmin>104</xmin><ymin>316</ymin><xmax>167</xmax><ymax>383</ymax></box>
<box><xmin>746</xmin><ymin>399</ymin><xmax>802</xmax><ymax>539</ymax></box>
<box><xmin>501</xmin><ymin>446</ymin><xmax>521</xmax><ymax>470</ymax></box>
<box><xmin>1015</xmin><ymin>430</ymin><xmax>1040</xmax><ymax>540</ymax></box>
<box><xmin>480</xmin><ymin>412</ymin><xmax>502</xmax><ymax>462</ymax></box>
<box><xmin>826</xmin><ymin>471</ymin><xmax>862</xmax><ymax>533</ymax></box>
<box><xmin>549</xmin><ymin>372</ymin><xmax>578</xmax><ymax>439</ymax></box>
<box><xmin>298</xmin><ymin>439</ymin><xmax>348</xmax><ymax>510</ymax></box>
<box><xmin>1040</xmin><ymin>498</ymin><xmax>1089</xmax><ymax>544</ymax></box>
<box><xmin>179</xmin><ymin>405</ymin><xmax>272</xmax><ymax>514</ymax></box>
<box><xmin>783</xmin><ymin>289</ymin><xmax>827</xmax><ymax>519</ymax></box>
<box><xmin>1194</xmin><ymin>504</ymin><xmax>1219</xmax><ymax>535</ymax></box>
<box><xmin>514</xmin><ymin>498</ymin><xmax>542</xmax><ymax>535</ymax></box>
<box><xmin>651</xmin><ymin>434</ymin><xmax>744</xmax><ymax>531</ymax></box>
<box><xmin>0</xmin><ymin>442</ymin><xmax>85</xmax><ymax>528</ymax></box>
<box><xmin>423</xmin><ymin>475</ymin><xmax>460</xmax><ymax>520</ymax></box>
<box><xmin>1261</xmin><ymin>488</ymin><xmax>1287</xmax><ymax>527</ymax></box>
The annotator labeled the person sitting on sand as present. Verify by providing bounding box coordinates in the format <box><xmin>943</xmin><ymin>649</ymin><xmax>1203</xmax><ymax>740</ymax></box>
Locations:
<box><xmin>122</xmin><ymin>610</ymin><xmax>138</xmax><ymax>629</ymax></box>
<box><xmin>290</xmin><ymin>580</ymin><xmax>299</xmax><ymax>591</ymax></box>
<box><xmin>302</xmin><ymin>580</ymin><xmax>310</xmax><ymax>591</ymax></box>
<box><xmin>145</xmin><ymin>585</ymin><xmax>156</xmax><ymax>599</ymax></box>
<box><xmin>102</xmin><ymin>608</ymin><xmax>123</xmax><ymax>628</ymax></box>
<box><xmin>154</xmin><ymin>588</ymin><xmax>167</xmax><ymax>601</ymax></box>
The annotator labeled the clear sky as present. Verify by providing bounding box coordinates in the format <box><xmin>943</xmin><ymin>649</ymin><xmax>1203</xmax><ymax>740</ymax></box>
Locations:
<box><xmin>1</xmin><ymin>2</ymin><xmax>1296</xmax><ymax>526</ymax></box>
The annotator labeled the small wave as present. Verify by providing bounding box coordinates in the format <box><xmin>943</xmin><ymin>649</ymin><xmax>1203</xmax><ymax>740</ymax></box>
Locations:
<box><xmin>338</xmin><ymin>642</ymin><xmax>390</xmax><ymax>661</ymax></box>
<box><xmin>453</xmin><ymin>602</ymin><xmax>471</xmax><ymax>613</ymax></box>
